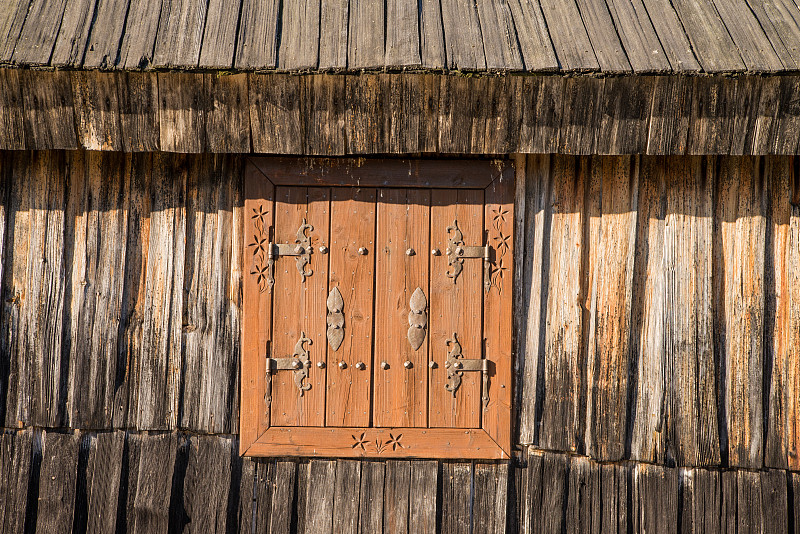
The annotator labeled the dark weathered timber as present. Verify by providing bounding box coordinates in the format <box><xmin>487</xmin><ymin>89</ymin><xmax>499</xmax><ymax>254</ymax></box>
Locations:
<box><xmin>180</xmin><ymin>435</ymin><xmax>234</xmax><ymax>533</ymax></box>
<box><xmin>730</xmin><ymin>75</ymin><xmax>763</xmax><ymax>156</ymax></box>
<box><xmin>632</xmin><ymin>463</ymin><xmax>678</xmax><ymax>533</ymax></box>
<box><xmin>383</xmin><ymin>461</ymin><xmax>411</xmax><ymax>533</ymax></box>
<box><xmin>441</xmin><ymin>463</ymin><xmax>472</xmax><ymax>533</ymax></box>
<box><xmin>248</xmin><ymin>73</ymin><xmax>303</xmax><ymax>154</ymax></box>
<box><xmin>0</xmin><ymin>429</ymin><xmax>32</xmax><ymax>532</ymax></box>
<box><xmin>566</xmin><ymin>457</ymin><xmax>601</xmax><ymax>531</ymax></box>
<box><xmin>71</xmin><ymin>71</ymin><xmax>124</xmax><ymax>151</ymax></box>
<box><xmin>559</xmin><ymin>77</ymin><xmax>603</xmax><ymax>154</ymax></box>
<box><xmin>304</xmin><ymin>74</ymin><xmax>347</xmax><ymax>155</ymax></box>
<box><xmin>385</xmin><ymin>0</ymin><xmax>421</xmax><ymax>68</ymax></box>
<box><xmin>473</xmin><ymin>463</ymin><xmax>509</xmax><ymax>534</ymax></box>
<box><xmin>159</xmin><ymin>72</ymin><xmax>207</xmax><ymax>153</ymax></box>
<box><xmin>647</xmin><ymin>75</ymin><xmax>692</xmax><ymax>155</ymax></box>
<box><xmin>20</xmin><ymin>70</ymin><xmax>78</xmax><ymax>150</ymax></box>
<box><xmin>746</xmin><ymin>0</ymin><xmax>800</xmax><ymax>70</ymax></box>
<box><xmin>538</xmin><ymin>0</ymin><xmax>599</xmax><ymax>70</ymax></box>
<box><xmin>50</xmin><ymin>0</ymin><xmax>96</xmax><ymax>67</ymax></box>
<box><xmin>10</xmin><ymin>0</ymin><xmax>68</xmax><ymax>65</ymax></box>
<box><xmin>0</xmin><ymin>69</ymin><xmax>25</xmax><ymax>149</ymax></box>
<box><xmin>439</xmin><ymin>0</ymin><xmax>486</xmax><ymax>70</ymax></box>
<box><xmin>711</xmin><ymin>0</ymin><xmax>784</xmax><ymax>72</ymax></box>
<box><xmin>152</xmin><ymin>0</ymin><xmax>207</xmax><ymax>67</ymax></box>
<box><xmin>82</xmin><ymin>0</ymin><xmax>131</xmax><ymax>68</ymax></box>
<box><xmin>669</xmin><ymin>0</ymin><xmax>745</xmax><ymax>72</ymax></box>
<box><xmin>278</xmin><ymin>0</ymin><xmax>320</xmax><ymax>71</ymax></box>
<box><xmin>131</xmin><ymin>433</ymin><xmax>176</xmax><ymax>534</ymax></box>
<box><xmin>119</xmin><ymin>72</ymin><xmax>160</xmax><ymax>152</ymax></box>
<box><xmin>85</xmin><ymin>431</ymin><xmax>124</xmax><ymax>533</ymax></box>
<box><xmin>751</xmin><ymin>77</ymin><xmax>781</xmax><ymax>155</ymax></box>
<box><xmin>518</xmin><ymin>77</ymin><xmax>563</xmax><ymax>154</ymax></box>
<box><xmin>35</xmin><ymin>431</ymin><xmax>80</xmax><ymax>533</ymax></box>
<box><xmin>772</xmin><ymin>76</ymin><xmax>800</xmax><ymax>155</ymax></box>
<box><xmin>688</xmin><ymin>77</ymin><xmax>738</xmax><ymax>155</ymax></box>
<box><xmin>358</xmin><ymin>461</ymin><xmax>384</xmax><ymax>533</ymax></box>
<box><xmin>332</xmin><ymin>460</ymin><xmax>361</xmax><ymax>533</ymax></box>
<box><xmin>0</xmin><ymin>0</ymin><xmax>32</xmax><ymax>62</ymax></box>
<box><xmin>118</xmin><ymin>0</ymin><xmax>164</xmax><ymax>69</ymax></box>
<box><xmin>409</xmin><ymin>461</ymin><xmax>437</xmax><ymax>534</ymax></box>
<box><xmin>596</xmin><ymin>76</ymin><xmax>652</xmax><ymax>154</ymax></box>
<box><xmin>206</xmin><ymin>73</ymin><xmax>251</xmax><ymax>153</ymax></box>
<box><xmin>197</xmin><ymin>0</ymin><xmax>242</xmax><ymax>69</ymax></box>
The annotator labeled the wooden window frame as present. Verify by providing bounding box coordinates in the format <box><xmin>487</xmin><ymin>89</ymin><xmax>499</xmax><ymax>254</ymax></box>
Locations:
<box><xmin>241</xmin><ymin>157</ymin><xmax>515</xmax><ymax>459</ymax></box>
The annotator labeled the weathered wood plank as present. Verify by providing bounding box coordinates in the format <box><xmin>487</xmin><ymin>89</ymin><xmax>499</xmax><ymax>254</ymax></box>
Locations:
<box><xmin>65</xmin><ymin>151</ymin><xmax>130</xmax><ymax>429</ymax></box>
<box><xmin>506</xmin><ymin>0</ymin><xmax>558</xmax><ymax>71</ymax></box>
<box><xmin>711</xmin><ymin>0</ymin><xmax>784</xmax><ymax>72</ymax></box>
<box><xmin>181</xmin><ymin>155</ymin><xmax>240</xmax><ymax>434</ymax></box>
<box><xmin>440</xmin><ymin>0</ymin><xmax>486</xmax><ymax>70</ymax></box>
<box><xmin>586</xmin><ymin>156</ymin><xmax>638</xmax><ymax>461</ymax></box>
<box><xmin>383</xmin><ymin>461</ymin><xmax>411</xmax><ymax>533</ymax></box>
<box><xmin>772</xmin><ymin>77</ymin><xmax>800</xmax><ymax>155</ymax></box>
<box><xmin>385</xmin><ymin>0</ymin><xmax>421</xmax><ymax>67</ymax></box>
<box><xmin>11</xmin><ymin>0</ymin><xmax>69</xmax><ymax>65</ymax></box>
<box><xmin>72</xmin><ymin>71</ymin><xmax>124</xmax><ymax>151</ymax></box>
<box><xmin>747</xmin><ymin>0</ymin><xmax>800</xmax><ymax>70</ymax></box>
<box><xmin>518</xmin><ymin>77</ymin><xmax>563</xmax><ymax>154</ymax></box>
<box><xmin>559</xmin><ymin>77</ymin><xmax>603</xmax><ymax>154</ymax></box>
<box><xmin>180</xmin><ymin>435</ymin><xmax>234</xmax><ymax>533</ymax></box>
<box><xmin>597</xmin><ymin>77</ymin><xmax>652</xmax><ymax>154</ymax></box>
<box><xmin>234</xmin><ymin>0</ymin><xmax>280</xmax><ymax>69</ymax></box>
<box><xmin>715</xmin><ymin>156</ymin><xmax>767</xmax><ymax>469</ymax></box>
<box><xmin>270</xmin><ymin>461</ymin><xmax>296</xmax><ymax>533</ymax></box>
<box><xmin>730</xmin><ymin>75</ymin><xmax>763</xmax><ymax>156</ymax></box>
<box><xmin>20</xmin><ymin>70</ymin><xmax>78</xmax><ymax>150</ymax></box>
<box><xmin>345</xmin><ymin>74</ymin><xmax>388</xmax><ymax>153</ymax></box>
<box><xmin>159</xmin><ymin>72</ymin><xmax>207</xmax><ymax>153</ymax></box>
<box><xmin>688</xmin><ymin>77</ymin><xmax>738</xmax><ymax>155</ymax></box>
<box><xmin>358</xmin><ymin>461</ymin><xmax>384</xmax><ymax>533</ymax></box>
<box><xmin>318</xmin><ymin>0</ymin><xmax>348</xmax><ymax>70</ymax></box>
<box><xmin>118</xmin><ymin>0</ymin><xmax>166</xmax><ymax>69</ymax></box>
<box><xmin>639</xmin><ymin>0</ymin><xmax>700</xmax><ymax>71</ymax></box>
<box><xmin>475</xmin><ymin>0</ymin><xmax>523</xmax><ymax>70</ymax></box>
<box><xmin>131</xmin><ymin>433</ymin><xmax>177</xmax><ymax>534</ymax></box>
<box><xmin>304</xmin><ymin>74</ymin><xmax>347</xmax><ymax>155</ymax></box>
<box><xmin>604</xmin><ymin>0</ymin><xmax>670</xmax><ymax>72</ymax></box>
<box><xmin>441</xmin><ymin>463</ymin><xmax>472</xmax><ymax>533</ymax></box>
<box><xmin>198</xmin><ymin>0</ymin><xmax>242</xmax><ymax>68</ymax></box>
<box><xmin>632</xmin><ymin>463</ymin><xmax>678</xmax><ymax>533</ymax></box>
<box><xmin>50</xmin><ymin>0</ymin><xmax>96</xmax><ymax>67</ymax></box>
<box><xmin>332</xmin><ymin>460</ymin><xmax>361</xmax><ymax>533</ymax></box>
<box><xmin>669</xmin><ymin>0</ymin><xmax>745</xmax><ymax>72</ymax></box>
<box><xmin>0</xmin><ymin>429</ymin><xmax>32</xmax><ymax>532</ymax></box>
<box><xmin>152</xmin><ymin>0</ymin><xmax>207</xmax><ymax>67</ymax></box>
<box><xmin>566</xmin><ymin>457</ymin><xmax>601</xmax><ymax>531</ymax></box>
<box><xmin>119</xmin><ymin>72</ymin><xmax>160</xmax><ymax>152</ymax></box>
<box><xmin>647</xmin><ymin>76</ymin><xmax>692</xmax><ymax>155</ymax></box>
<box><xmin>419</xmin><ymin>0</ymin><xmax>446</xmax><ymax>69</ymax></box>
<box><xmin>409</xmin><ymin>461</ymin><xmax>437</xmax><ymax>534</ymax></box>
<box><xmin>574</xmin><ymin>0</ymin><xmax>632</xmax><ymax>72</ymax></box>
<box><xmin>206</xmin><ymin>73</ymin><xmax>250</xmax><ymax>153</ymax></box>
<box><xmin>85</xmin><ymin>431</ymin><xmax>125</xmax><ymax>533</ymax></box>
<box><xmin>35</xmin><ymin>430</ymin><xmax>80</xmax><ymax>533</ymax></box>
<box><xmin>538</xmin><ymin>0</ymin><xmax>599</xmax><ymax>70</ymax></box>
<box><xmin>0</xmin><ymin>69</ymin><xmax>25</xmax><ymax>149</ymax></box>
<box><xmin>473</xmin><ymin>463</ymin><xmax>509</xmax><ymax>534</ymax></box>
<box><xmin>249</xmin><ymin>73</ymin><xmax>304</xmax><ymax>154</ymax></box>
<box><xmin>348</xmin><ymin>0</ymin><xmax>385</xmax><ymax>69</ymax></box>
<box><xmin>134</xmin><ymin>153</ymin><xmax>186</xmax><ymax>430</ymax></box>
<box><xmin>82</xmin><ymin>0</ymin><xmax>130</xmax><ymax>68</ymax></box>
<box><xmin>278</xmin><ymin>0</ymin><xmax>320</xmax><ymax>70</ymax></box>
<box><xmin>0</xmin><ymin>0</ymin><xmax>33</xmax><ymax>62</ymax></box>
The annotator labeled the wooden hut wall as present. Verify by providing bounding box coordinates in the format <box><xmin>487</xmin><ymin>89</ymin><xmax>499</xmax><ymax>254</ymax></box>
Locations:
<box><xmin>0</xmin><ymin>150</ymin><xmax>799</xmax><ymax>532</ymax></box>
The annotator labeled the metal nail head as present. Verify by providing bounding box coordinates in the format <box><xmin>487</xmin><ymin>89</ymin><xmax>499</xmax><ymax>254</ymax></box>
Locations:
<box><xmin>338</xmin><ymin>361</ymin><xmax>347</xmax><ymax>369</ymax></box>
<box><xmin>316</xmin><ymin>361</ymin><xmax>325</xmax><ymax>368</ymax></box>
<box><xmin>406</xmin><ymin>248</ymin><xmax>415</xmax><ymax>256</ymax></box>
<box><xmin>319</xmin><ymin>245</ymin><xmax>328</xmax><ymax>254</ymax></box>
<box><xmin>355</xmin><ymin>362</ymin><xmax>365</xmax><ymax>370</ymax></box>
<box><xmin>358</xmin><ymin>247</ymin><xmax>368</xmax><ymax>255</ymax></box>
<box><xmin>381</xmin><ymin>361</ymin><xmax>389</xmax><ymax>370</ymax></box>
<box><xmin>404</xmin><ymin>361</ymin><xmax>413</xmax><ymax>369</ymax></box>
<box><xmin>431</xmin><ymin>249</ymin><xmax>441</xmax><ymax>256</ymax></box>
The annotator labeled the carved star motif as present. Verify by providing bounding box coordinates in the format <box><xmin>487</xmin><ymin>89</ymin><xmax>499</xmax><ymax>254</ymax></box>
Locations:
<box><xmin>386</xmin><ymin>433</ymin><xmax>404</xmax><ymax>451</ymax></box>
<box><xmin>251</xmin><ymin>261</ymin><xmax>271</xmax><ymax>291</ymax></box>
<box><xmin>249</xmin><ymin>233</ymin><xmax>268</xmax><ymax>256</ymax></box>
<box><xmin>351</xmin><ymin>432</ymin><xmax>369</xmax><ymax>451</ymax></box>
<box><xmin>491</xmin><ymin>206</ymin><xmax>509</xmax><ymax>229</ymax></box>
<box><xmin>494</xmin><ymin>231</ymin><xmax>511</xmax><ymax>254</ymax></box>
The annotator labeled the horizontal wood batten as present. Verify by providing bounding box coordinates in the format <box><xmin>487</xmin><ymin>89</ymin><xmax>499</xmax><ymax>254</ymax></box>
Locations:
<box><xmin>2</xmin><ymin>70</ymin><xmax>800</xmax><ymax>155</ymax></box>
<box><xmin>249</xmin><ymin>427</ymin><xmax>508</xmax><ymax>459</ymax></box>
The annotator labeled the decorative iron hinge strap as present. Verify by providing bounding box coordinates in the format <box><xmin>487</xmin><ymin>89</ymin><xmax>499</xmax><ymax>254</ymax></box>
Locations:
<box><xmin>266</xmin><ymin>333</ymin><xmax>312</xmax><ymax>404</ymax></box>
<box><xmin>444</xmin><ymin>333</ymin><xmax>490</xmax><ymax>411</ymax></box>
<box><xmin>445</xmin><ymin>219</ymin><xmax>493</xmax><ymax>292</ymax></box>
<box><xmin>264</xmin><ymin>219</ymin><xmax>314</xmax><ymax>287</ymax></box>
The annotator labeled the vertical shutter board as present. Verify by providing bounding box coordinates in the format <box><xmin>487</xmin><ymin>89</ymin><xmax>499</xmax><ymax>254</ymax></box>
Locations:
<box><xmin>0</xmin><ymin>69</ymin><xmax>25</xmax><ymax>150</ymax></box>
<box><xmin>35</xmin><ymin>430</ymin><xmax>81</xmax><ymax>533</ymax></box>
<box><xmin>0</xmin><ymin>429</ymin><xmax>33</xmax><ymax>532</ymax></box>
<box><xmin>182</xmin><ymin>155</ymin><xmax>240</xmax><ymax>434</ymax></box>
<box><xmin>687</xmin><ymin>77</ymin><xmax>738</xmax><ymax>155</ymax></box>
<box><xmin>242</xmin><ymin>162</ymin><xmax>275</xmax><ymax>448</ymax></box>
<box><xmin>664</xmin><ymin>156</ymin><xmax>720</xmax><ymax>467</ymax></box>
<box><xmin>482</xmin><ymin>167</ymin><xmax>514</xmax><ymax>452</ymax></box>
<box><xmin>277</xmin><ymin>0</ymin><xmax>320</xmax><ymax>71</ymax></box>
<box><xmin>248</xmin><ymin>73</ymin><xmax>304</xmax><ymax>154</ymax></box>
<box><xmin>518</xmin><ymin>155</ymin><xmax>549</xmax><ymax>445</ymax></box>
<box><xmin>603</xmin><ymin>0</ymin><xmax>670</xmax><ymax>73</ymax></box>
<box><xmin>248</xmin><ymin>459</ymin><xmax>270</xmax><ymax>533</ymax></box>
<box><xmin>318</xmin><ymin>0</ymin><xmax>348</xmax><ymax>70</ymax></box>
<box><xmin>325</xmin><ymin>187</ymin><xmax>376</xmax><ymax>428</ymax></box>
<box><xmin>131</xmin><ymin>433</ymin><xmax>177</xmax><ymax>534</ymax></box>
<box><xmin>585</xmin><ymin>156</ymin><xmax>638</xmax><ymax>462</ymax></box>
<box><xmin>791</xmin><ymin>472</ymin><xmax>800</xmax><ymax>530</ymax></box>
<box><xmin>736</xmin><ymin>470</ymin><xmax>765</xmax><ymax>532</ymax></box>
<box><xmin>385</xmin><ymin>0</ymin><xmax>421</xmax><ymax>68</ymax></box>
<box><xmin>419</xmin><ymin>0</ymin><xmax>446</xmax><ymax>69</ymax></box>
<box><xmin>72</xmin><ymin>71</ymin><xmax>123</xmax><ymax>151</ymax></box>
<box><xmin>374</xmin><ymin>188</ymin><xmax>430</xmax><ymax>428</ymax></box>
<box><xmin>206</xmin><ymin>73</ymin><xmax>251</xmax><ymax>154</ymax></box>
<box><xmin>357</xmin><ymin>460</ymin><xmax>385</xmax><ymax>532</ymax></box>
<box><xmin>689</xmin><ymin>468</ymin><xmax>722</xmax><ymax>532</ymax></box>
<box><xmin>303</xmin><ymin>460</ymin><xmax>336</xmax><ymax>534</ymax></box>
<box><xmin>646</xmin><ymin>76</ymin><xmax>692</xmax><ymax>156</ymax></box>
<box><xmin>65</xmin><ymin>152</ymin><xmax>129</xmax><ymax>429</ymax></box>
<box><xmin>117</xmin><ymin>0</ymin><xmax>162</xmax><ymax>69</ymax></box>
<box><xmin>719</xmin><ymin>470</ymin><xmax>738</xmax><ymax>531</ymax></box>
<box><xmin>158</xmin><ymin>72</ymin><xmax>207</xmax><ymax>154</ymax></box>
<box><xmin>506</xmin><ymin>0</ymin><xmax>559</xmax><ymax>71</ymax></box>
<box><xmin>151</xmin><ymin>0</ymin><xmax>207</xmax><ymax>68</ymax></box>
<box><xmin>20</xmin><ymin>70</ymin><xmax>78</xmax><ymax>150</ymax></box>
<box><xmin>517</xmin><ymin>76</ymin><xmax>564</xmax><ymax>154</ymax></box>
<box><xmin>197</xmin><ymin>0</ymin><xmax>241</xmax><ymax>69</ymax></box>
<box><xmin>441</xmin><ymin>463</ymin><xmax>472</xmax><ymax>533</ymax></box>
<box><xmin>538</xmin><ymin>0</ymin><xmax>599</xmax><ymax>71</ymax></box>
<box><xmin>270</xmin><ymin>460</ymin><xmax>297</xmax><ymax>533</ymax></box>
<box><xmin>627</xmin><ymin>155</ymin><xmax>666</xmax><ymax>465</ymax></box>
<box><xmin>537</xmin><ymin>155</ymin><xmax>585</xmax><ymax>453</ymax></box>
<box><xmin>472</xmin><ymin>462</ymin><xmax>510</xmax><ymax>534</ymax></box>
<box><xmin>135</xmin><ymin>153</ymin><xmax>186</xmax><ymax>431</ymax></box>
<box><xmin>764</xmin><ymin>157</ymin><xmax>794</xmax><ymax>470</ymax></box>
<box><xmin>119</xmin><ymin>72</ymin><xmax>160</xmax><ymax>152</ymax></box>
<box><xmin>304</xmin><ymin>74</ymin><xmax>347</xmax><ymax>156</ymax></box>
<box><xmin>269</xmin><ymin>187</ymin><xmax>329</xmax><ymax>427</ymax></box>
<box><xmin>715</xmin><ymin>156</ymin><xmax>767</xmax><ymax>469</ymax></box>
<box><xmin>181</xmin><ymin>435</ymin><xmax>234</xmax><ymax>533</ymax></box>
<box><xmin>383</xmin><ymin>461</ymin><xmax>411</xmax><ymax>533</ymax></box>
<box><xmin>409</xmin><ymin>461</ymin><xmax>437</xmax><ymax>534</ymax></box>
<box><xmin>332</xmin><ymin>460</ymin><xmax>361</xmax><ymax>532</ymax></box>
<box><xmin>85</xmin><ymin>431</ymin><xmax>125</xmax><ymax>533</ymax></box>
<box><xmin>428</xmin><ymin>189</ymin><xmax>483</xmax><ymax>429</ymax></box>
<box><xmin>11</xmin><ymin>0</ymin><xmax>69</xmax><ymax>65</ymax></box>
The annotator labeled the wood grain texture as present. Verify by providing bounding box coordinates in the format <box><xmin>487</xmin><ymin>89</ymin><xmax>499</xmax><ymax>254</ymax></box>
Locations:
<box><xmin>10</xmin><ymin>0</ymin><xmax>68</xmax><ymax>65</ymax></box>
<box><xmin>158</xmin><ymin>72</ymin><xmax>207</xmax><ymax>153</ymax></box>
<box><xmin>318</xmin><ymin>0</ymin><xmax>348</xmax><ymax>70</ymax></box>
<box><xmin>506</xmin><ymin>0</ymin><xmax>558</xmax><ymax>71</ymax></box>
<box><xmin>440</xmin><ymin>0</ymin><xmax>486</xmax><ymax>70</ymax></box>
<box><xmin>72</xmin><ymin>71</ymin><xmax>123</xmax><ymax>151</ymax></box>
<box><xmin>348</xmin><ymin>0</ymin><xmax>385</xmax><ymax>69</ymax></box>
<box><xmin>278</xmin><ymin>0</ymin><xmax>320</xmax><ymax>71</ymax></box>
<box><xmin>117</xmin><ymin>0</ymin><xmax>162</xmax><ymax>69</ymax></box>
<box><xmin>604</xmin><ymin>0</ymin><xmax>670</xmax><ymax>72</ymax></box>
<box><xmin>574</xmin><ymin>0</ymin><xmax>632</xmax><ymax>72</ymax></box>
<box><xmin>35</xmin><ymin>430</ymin><xmax>80</xmax><ymax>533</ymax></box>
<box><xmin>0</xmin><ymin>429</ymin><xmax>32</xmax><ymax>532</ymax></box>
<box><xmin>50</xmin><ymin>0</ymin><xmax>96</xmax><ymax>67</ymax></box>
<box><xmin>82</xmin><ymin>0</ymin><xmax>130</xmax><ymax>68</ymax></box>
<box><xmin>152</xmin><ymin>0</ymin><xmax>207</xmax><ymax>67</ymax></box>
<box><xmin>206</xmin><ymin>73</ymin><xmax>251</xmax><ymax>153</ymax></box>
<box><xmin>198</xmin><ymin>0</ymin><xmax>242</xmax><ymax>69</ymax></box>
<box><xmin>20</xmin><ymin>70</ymin><xmax>78</xmax><ymax>150</ymax></box>
<box><xmin>669</xmin><ymin>0</ymin><xmax>745</xmax><ymax>72</ymax></box>
<box><xmin>538</xmin><ymin>0</ymin><xmax>599</xmax><ymax>70</ymax></box>
<box><xmin>234</xmin><ymin>0</ymin><xmax>279</xmax><ymax>69</ymax></box>
<box><xmin>0</xmin><ymin>69</ymin><xmax>25</xmax><ymax>150</ymax></box>
<box><xmin>385</xmin><ymin>0</ymin><xmax>421</xmax><ymax>67</ymax></box>
<box><xmin>119</xmin><ymin>72</ymin><xmax>160</xmax><ymax>152</ymax></box>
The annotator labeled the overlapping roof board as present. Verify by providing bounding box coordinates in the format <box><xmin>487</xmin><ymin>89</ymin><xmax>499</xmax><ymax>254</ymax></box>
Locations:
<box><xmin>1</xmin><ymin>0</ymin><xmax>799</xmax><ymax>73</ymax></box>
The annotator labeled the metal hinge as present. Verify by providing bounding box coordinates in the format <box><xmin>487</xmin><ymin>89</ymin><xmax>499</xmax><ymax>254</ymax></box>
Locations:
<box><xmin>263</xmin><ymin>219</ymin><xmax>314</xmax><ymax>288</ymax></box>
<box><xmin>444</xmin><ymin>332</ymin><xmax>490</xmax><ymax>411</ymax></box>
<box><xmin>266</xmin><ymin>333</ymin><xmax>313</xmax><ymax>406</ymax></box>
<box><xmin>445</xmin><ymin>220</ymin><xmax>493</xmax><ymax>292</ymax></box>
